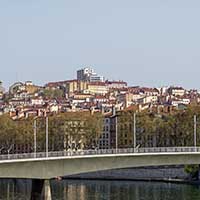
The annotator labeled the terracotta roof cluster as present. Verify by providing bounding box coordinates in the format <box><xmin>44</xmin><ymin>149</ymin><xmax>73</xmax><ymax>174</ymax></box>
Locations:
<box><xmin>88</xmin><ymin>82</ymin><xmax>107</xmax><ymax>86</ymax></box>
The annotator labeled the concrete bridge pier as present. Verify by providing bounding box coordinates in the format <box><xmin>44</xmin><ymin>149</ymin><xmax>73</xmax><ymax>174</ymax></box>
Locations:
<box><xmin>31</xmin><ymin>179</ymin><xmax>52</xmax><ymax>200</ymax></box>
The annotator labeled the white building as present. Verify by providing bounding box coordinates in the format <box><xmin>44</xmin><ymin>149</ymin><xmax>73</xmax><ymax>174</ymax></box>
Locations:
<box><xmin>77</xmin><ymin>67</ymin><xmax>105</xmax><ymax>82</ymax></box>
<box><xmin>171</xmin><ymin>98</ymin><xmax>190</xmax><ymax>107</ymax></box>
<box><xmin>168</xmin><ymin>87</ymin><xmax>185</xmax><ymax>97</ymax></box>
<box><xmin>25</xmin><ymin>81</ymin><xmax>33</xmax><ymax>86</ymax></box>
<box><xmin>160</xmin><ymin>86</ymin><xmax>169</xmax><ymax>96</ymax></box>
<box><xmin>89</xmin><ymin>74</ymin><xmax>104</xmax><ymax>82</ymax></box>
<box><xmin>31</xmin><ymin>97</ymin><xmax>44</xmax><ymax>106</ymax></box>
<box><xmin>138</xmin><ymin>95</ymin><xmax>158</xmax><ymax>104</ymax></box>
<box><xmin>77</xmin><ymin>67</ymin><xmax>94</xmax><ymax>81</ymax></box>
<box><xmin>84</xmin><ymin>82</ymin><xmax>109</xmax><ymax>95</ymax></box>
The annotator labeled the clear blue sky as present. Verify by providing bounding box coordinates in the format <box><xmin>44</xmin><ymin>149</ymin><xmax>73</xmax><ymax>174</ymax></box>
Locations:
<box><xmin>1</xmin><ymin>0</ymin><xmax>200</xmax><ymax>89</ymax></box>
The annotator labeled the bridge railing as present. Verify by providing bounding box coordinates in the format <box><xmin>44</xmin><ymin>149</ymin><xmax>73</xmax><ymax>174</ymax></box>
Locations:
<box><xmin>0</xmin><ymin>147</ymin><xmax>200</xmax><ymax>161</ymax></box>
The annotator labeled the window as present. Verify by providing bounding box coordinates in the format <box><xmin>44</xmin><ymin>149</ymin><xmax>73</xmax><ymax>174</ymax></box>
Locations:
<box><xmin>129</xmin><ymin>124</ymin><xmax>132</xmax><ymax>132</ymax></box>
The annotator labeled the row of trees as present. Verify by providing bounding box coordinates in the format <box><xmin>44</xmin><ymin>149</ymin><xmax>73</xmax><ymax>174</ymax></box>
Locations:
<box><xmin>118</xmin><ymin>104</ymin><xmax>200</xmax><ymax>148</ymax></box>
<box><xmin>0</xmin><ymin>112</ymin><xmax>103</xmax><ymax>154</ymax></box>
<box><xmin>1</xmin><ymin>104</ymin><xmax>200</xmax><ymax>154</ymax></box>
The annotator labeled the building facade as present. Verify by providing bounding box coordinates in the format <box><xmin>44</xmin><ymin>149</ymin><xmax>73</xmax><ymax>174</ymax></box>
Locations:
<box><xmin>77</xmin><ymin>67</ymin><xmax>105</xmax><ymax>82</ymax></box>
<box><xmin>98</xmin><ymin>117</ymin><xmax>111</xmax><ymax>149</ymax></box>
<box><xmin>77</xmin><ymin>67</ymin><xmax>95</xmax><ymax>81</ymax></box>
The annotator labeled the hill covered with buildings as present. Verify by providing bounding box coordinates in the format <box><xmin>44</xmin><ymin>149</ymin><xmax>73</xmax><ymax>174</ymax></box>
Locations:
<box><xmin>0</xmin><ymin>67</ymin><xmax>200</xmax><ymax>153</ymax></box>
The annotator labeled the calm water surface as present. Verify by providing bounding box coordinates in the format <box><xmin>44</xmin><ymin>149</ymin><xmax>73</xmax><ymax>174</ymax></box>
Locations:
<box><xmin>0</xmin><ymin>179</ymin><xmax>200</xmax><ymax>200</ymax></box>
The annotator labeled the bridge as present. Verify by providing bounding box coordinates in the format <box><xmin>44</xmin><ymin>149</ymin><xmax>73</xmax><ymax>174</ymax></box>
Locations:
<box><xmin>0</xmin><ymin>147</ymin><xmax>200</xmax><ymax>199</ymax></box>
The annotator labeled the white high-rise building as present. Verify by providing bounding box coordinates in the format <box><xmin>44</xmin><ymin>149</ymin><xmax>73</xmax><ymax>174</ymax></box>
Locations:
<box><xmin>77</xmin><ymin>67</ymin><xmax>104</xmax><ymax>82</ymax></box>
<box><xmin>77</xmin><ymin>67</ymin><xmax>94</xmax><ymax>81</ymax></box>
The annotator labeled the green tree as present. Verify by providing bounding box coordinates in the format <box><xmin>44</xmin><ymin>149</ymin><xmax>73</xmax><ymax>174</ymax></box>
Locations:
<box><xmin>184</xmin><ymin>165</ymin><xmax>200</xmax><ymax>180</ymax></box>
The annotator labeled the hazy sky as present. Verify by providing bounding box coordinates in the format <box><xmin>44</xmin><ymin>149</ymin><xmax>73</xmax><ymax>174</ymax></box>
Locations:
<box><xmin>1</xmin><ymin>0</ymin><xmax>200</xmax><ymax>89</ymax></box>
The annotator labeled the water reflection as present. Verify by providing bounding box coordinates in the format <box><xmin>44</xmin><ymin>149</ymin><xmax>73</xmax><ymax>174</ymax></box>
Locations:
<box><xmin>51</xmin><ymin>180</ymin><xmax>200</xmax><ymax>200</ymax></box>
<box><xmin>0</xmin><ymin>179</ymin><xmax>31</xmax><ymax>200</ymax></box>
<box><xmin>0</xmin><ymin>179</ymin><xmax>200</xmax><ymax>200</ymax></box>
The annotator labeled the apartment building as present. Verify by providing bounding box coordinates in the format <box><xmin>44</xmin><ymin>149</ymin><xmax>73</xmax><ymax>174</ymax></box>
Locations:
<box><xmin>98</xmin><ymin>116</ymin><xmax>111</xmax><ymax>149</ymax></box>
<box><xmin>85</xmin><ymin>82</ymin><xmax>109</xmax><ymax>95</ymax></box>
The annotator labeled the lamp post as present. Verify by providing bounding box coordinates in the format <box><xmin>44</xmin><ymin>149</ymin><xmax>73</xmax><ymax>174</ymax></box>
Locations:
<box><xmin>194</xmin><ymin>115</ymin><xmax>197</xmax><ymax>150</ymax></box>
<box><xmin>115</xmin><ymin>115</ymin><xmax>118</xmax><ymax>153</ymax></box>
<box><xmin>46</xmin><ymin>116</ymin><xmax>49</xmax><ymax>157</ymax></box>
<box><xmin>33</xmin><ymin>118</ymin><xmax>37</xmax><ymax>158</ymax></box>
<box><xmin>133</xmin><ymin>112</ymin><xmax>136</xmax><ymax>149</ymax></box>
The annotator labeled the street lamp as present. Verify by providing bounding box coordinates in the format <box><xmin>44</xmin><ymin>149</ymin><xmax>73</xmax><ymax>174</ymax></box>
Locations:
<box><xmin>33</xmin><ymin>117</ymin><xmax>37</xmax><ymax>158</ymax></box>
<box><xmin>194</xmin><ymin>115</ymin><xmax>197</xmax><ymax>150</ymax></box>
<box><xmin>133</xmin><ymin>112</ymin><xmax>136</xmax><ymax>149</ymax></box>
<box><xmin>33</xmin><ymin>116</ymin><xmax>49</xmax><ymax>157</ymax></box>
<box><xmin>46</xmin><ymin>116</ymin><xmax>49</xmax><ymax>157</ymax></box>
<box><xmin>115</xmin><ymin>114</ymin><xmax>118</xmax><ymax>153</ymax></box>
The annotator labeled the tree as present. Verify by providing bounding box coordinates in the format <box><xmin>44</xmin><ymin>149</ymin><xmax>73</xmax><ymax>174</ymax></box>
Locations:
<box><xmin>43</xmin><ymin>88</ymin><xmax>64</xmax><ymax>99</ymax></box>
<box><xmin>184</xmin><ymin>165</ymin><xmax>200</xmax><ymax>180</ymax></box>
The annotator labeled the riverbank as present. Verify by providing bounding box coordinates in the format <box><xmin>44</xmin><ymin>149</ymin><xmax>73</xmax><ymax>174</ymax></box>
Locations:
<box><xmin>65</xmin><ymin>165</ymin><xmax>200</xmax><ymax>185</ymax></box>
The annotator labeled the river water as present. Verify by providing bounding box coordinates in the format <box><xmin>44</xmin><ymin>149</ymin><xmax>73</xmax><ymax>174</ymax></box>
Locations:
<box><xmin>0</xmin><ymin>179</ymin><xmax>200</xmax><ymax>200</ymax></box>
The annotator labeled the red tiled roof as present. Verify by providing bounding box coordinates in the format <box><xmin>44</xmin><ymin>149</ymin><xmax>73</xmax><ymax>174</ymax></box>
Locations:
<box><xmin>105</xmin><ymin>80</ymin><xmax>127</xmax><ymax>85</ymax></box>
<box><xmin>88</xmin><ymin>82</ymin><xmax>106</xmax><ymax>86</ymax></box>
<box><xmin>46</xmin><ymin>80</ymin><xmax>78</xmax><ymax>87</ymax></box>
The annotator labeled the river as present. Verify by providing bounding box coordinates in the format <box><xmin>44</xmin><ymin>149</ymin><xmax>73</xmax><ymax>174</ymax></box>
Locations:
<box><xmin>0</xmin><ymin>179</ymin><xmax>200</xmax><ymax>200</ymax></box>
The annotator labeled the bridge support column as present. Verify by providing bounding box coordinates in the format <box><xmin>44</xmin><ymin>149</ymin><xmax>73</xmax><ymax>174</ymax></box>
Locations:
<box><xmin>31</xmin><ymin>179</ymin><xmax>52</xmax><ymax>200</ymax></box>
<box><xmin>42</xmin><ymin>180</ymin><xmax>52</xmax><ymax>200</ymax></box>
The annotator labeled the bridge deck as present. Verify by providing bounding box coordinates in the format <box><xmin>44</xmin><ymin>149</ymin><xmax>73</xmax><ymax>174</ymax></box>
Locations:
<box><xmin>0</xmin><ymin>147</ymin><xmax>199</xmax><ymax>179</ymax></box>
<box><xmin>0</xmin><ymin>147</ymin><xmax>200</xmax><ymax>163</ymax></box>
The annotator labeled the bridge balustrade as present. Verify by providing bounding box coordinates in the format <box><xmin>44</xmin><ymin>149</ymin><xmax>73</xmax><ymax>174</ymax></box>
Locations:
<box><xmin>0</xmin><ymin>147</ymin><xmax>200</xmax><ymax>161</ymax></box>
